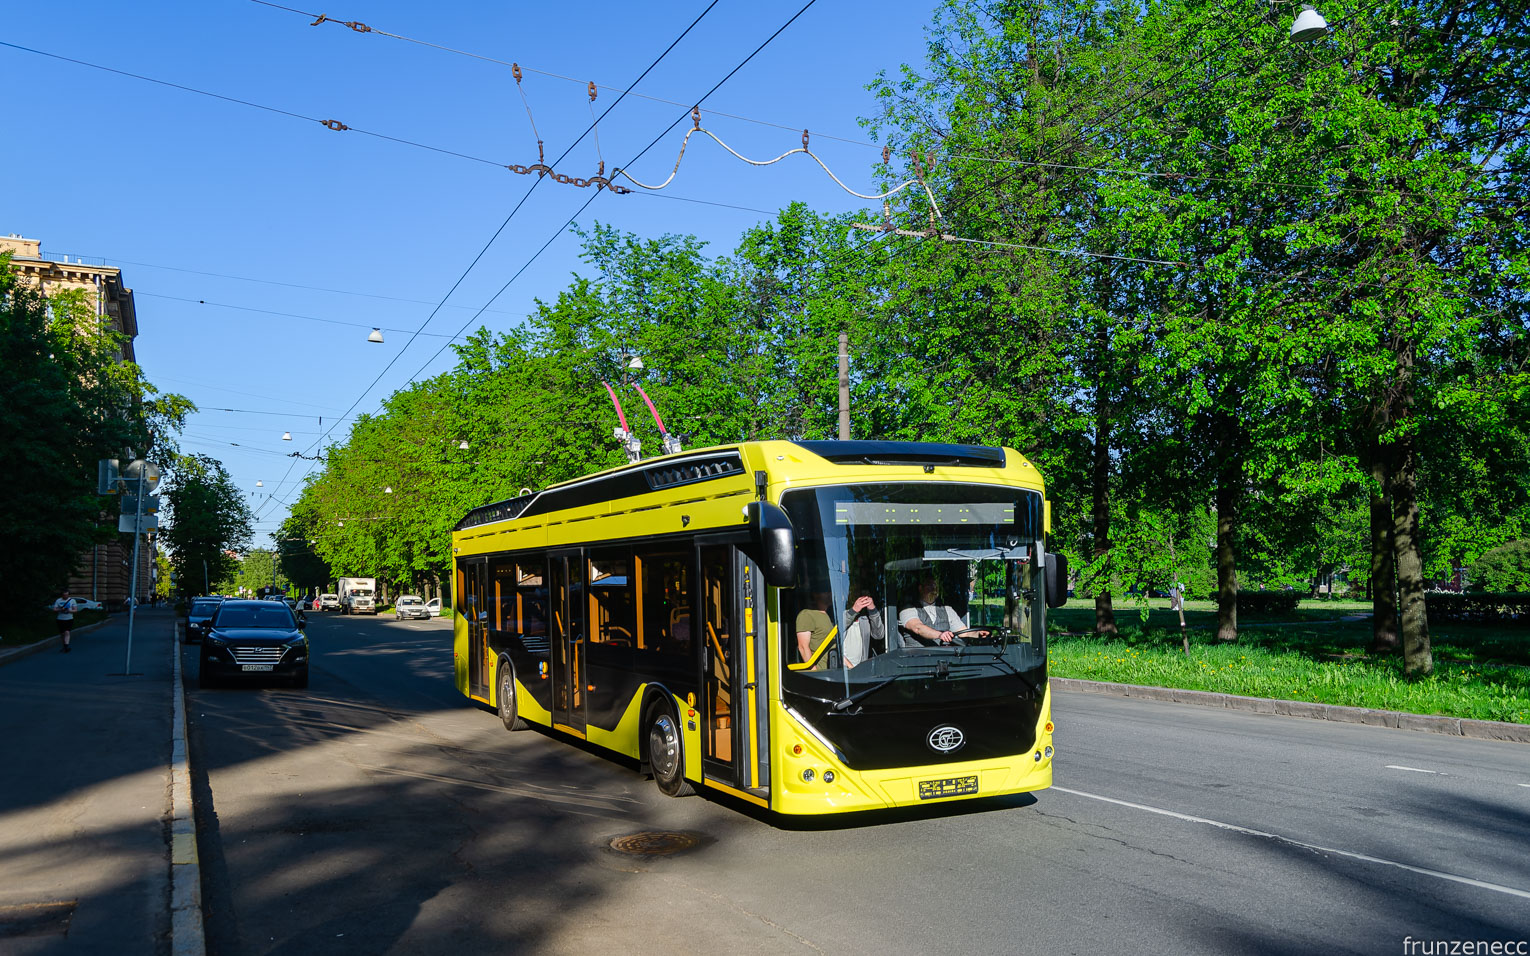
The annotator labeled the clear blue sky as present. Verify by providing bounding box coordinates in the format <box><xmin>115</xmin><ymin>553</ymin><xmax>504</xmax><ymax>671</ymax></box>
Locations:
<box><xmin>3</xmin><ymin>0</ymin><xmax>937</xmax><ymax>541</ymax></box>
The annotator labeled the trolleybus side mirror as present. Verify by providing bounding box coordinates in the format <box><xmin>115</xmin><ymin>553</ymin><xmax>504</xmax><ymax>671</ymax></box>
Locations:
<box><xmin>746</xmin><ymin>500</ymin><xmax>797</xmax><ymax>589</ymax></box>
<box><xmin>1045</xmin><ymin>552</ymin><xmax>1068</xmax><ymax>609</ymax></box>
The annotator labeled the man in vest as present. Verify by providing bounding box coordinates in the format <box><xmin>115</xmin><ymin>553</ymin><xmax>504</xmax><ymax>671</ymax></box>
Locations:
<box><xmin>898</xmin><ymin>573</ymin><xmax>988</xmax><ymax>646</ymax></box>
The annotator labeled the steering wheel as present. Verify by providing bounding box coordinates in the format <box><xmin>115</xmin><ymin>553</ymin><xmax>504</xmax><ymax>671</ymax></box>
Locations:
<box><xmin>950</xmin><ymin>626</ymin><xmax>998</xmax><ymax>646</ymax></box>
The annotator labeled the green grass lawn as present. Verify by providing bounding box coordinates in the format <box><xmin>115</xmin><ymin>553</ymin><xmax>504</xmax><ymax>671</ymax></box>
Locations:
<box><xmin>1047</xmin><ymin>598</ymin><xmax>1530</xmax><ymax>724</ymax></box>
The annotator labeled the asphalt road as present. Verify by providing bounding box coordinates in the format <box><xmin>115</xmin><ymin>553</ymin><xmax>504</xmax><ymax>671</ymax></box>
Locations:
<box><xmin>183</xmin><ymin>612</ymin><xmax>1530</xmax><ymax>956</ymax></box>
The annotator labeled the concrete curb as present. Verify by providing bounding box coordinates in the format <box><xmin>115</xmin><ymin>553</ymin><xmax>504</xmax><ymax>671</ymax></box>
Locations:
<box><xmin>0</xmin><ymin>616</ymin><xmax>115</xmax><ymax>667</ymax></box>
<box><xmin>169</xmin><ymin>622</ymin><xmax>206</xmax><ymax>956</ymax></box>
<box><xmin>1050</xmin><ymin>677</ymin><xmax>1530</xmax><ymax>744</ymax></box>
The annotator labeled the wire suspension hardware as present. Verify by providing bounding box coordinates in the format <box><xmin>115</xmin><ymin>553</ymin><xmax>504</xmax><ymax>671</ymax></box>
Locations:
<box><xmin>510</xmin><ymin>61</ymin><xmax>544</xmax><ymax>168</ymax></box>
<box><xmin>612</xmin><ymin>125</ymin><xmax>945</xmax><ymax>217</ymax></box>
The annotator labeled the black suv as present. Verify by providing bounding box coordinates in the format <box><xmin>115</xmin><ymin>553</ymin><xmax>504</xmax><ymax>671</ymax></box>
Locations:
<box><xmin>184</xmin><ymin>597</ymin><xmax>223</xmax><ymax>644</ymax></box>
<box><xmin>199</xmin><ymin>600</ymin><xmax>310</xmax><ymax>689</ymax></box>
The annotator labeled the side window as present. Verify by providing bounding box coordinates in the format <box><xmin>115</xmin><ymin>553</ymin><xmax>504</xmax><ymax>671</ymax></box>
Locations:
<box><xmin>635</xmin><ymin>550</ymin><xmax>691</xmax><ymax>657</ymax></box>
<box><xmin>491</xmin><ymin>559</ymin><xmax>517</xmax><ymax>632</ymax></box>
<box><xmin>517</xmin><ymin>559</ymin><xmax>546</xmax><ymax>638</ymax></box>
<box><xmin>588</xmin><ymin>548</ymin><xmax>634</xmax><ymax>645</ymax></box>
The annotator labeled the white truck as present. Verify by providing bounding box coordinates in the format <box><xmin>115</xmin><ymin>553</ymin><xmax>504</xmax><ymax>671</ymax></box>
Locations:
<box><xmin>338</xmin><ymin>577</ymin><xmax>377</xmax><ymax>615</ymax></box>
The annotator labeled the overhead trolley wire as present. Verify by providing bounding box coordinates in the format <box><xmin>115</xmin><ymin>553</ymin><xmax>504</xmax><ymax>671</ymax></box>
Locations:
<box><xmin>389</xmin><ymin>0</ymin><xmax>825</xmax><ymax>403</ymax></box>
<box><xmin>255</xmin><ymin>0</ymin><xmax>729</xmax><ymax>522</ymax></box>
<box><xmin>267</xmin><ymin>0</ymin><xmax>824</xmax><ymax>523</ymax></box>
<box><xmin>248</xmin><ymin>0</ymin><xmax>875</xmax><ymax>149</ymax></box>
<box><xmin>249</xmin><ymin>0</ymin><xmax>1485</xmax><ymax>206</ymax></box>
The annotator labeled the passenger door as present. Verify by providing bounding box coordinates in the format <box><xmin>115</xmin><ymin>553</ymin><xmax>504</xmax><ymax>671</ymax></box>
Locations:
<box><xmin>696</xmin><ymin>538</ymin><xmax>766</xmax><ymax>794</ymax></box>
<box><xmin>549</xmin><ymin>550</ymin><xmax>587</xmax><ymax>734</ymax></box>
<box><xmin>464</xmin><ymin>559</ymin><xmax>490</xmax><ymax>701</ymax></box>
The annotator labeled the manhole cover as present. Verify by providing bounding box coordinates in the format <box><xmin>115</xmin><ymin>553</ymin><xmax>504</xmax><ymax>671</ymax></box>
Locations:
<box><xmin>609</xmin><ymin>831</ymin><xmax>701</xmax><ymax>856</ymax></box>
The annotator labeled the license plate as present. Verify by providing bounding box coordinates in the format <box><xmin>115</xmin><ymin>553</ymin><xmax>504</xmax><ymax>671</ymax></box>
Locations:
<box><xmin>918</xmin><ymin>775</ymin><xmax>979</xmax><ymax>800</ymax></box>
<box><xmin>241</xmin><ymin>664</ymin><xmax>275</xmax><ymax>672</ymax></box>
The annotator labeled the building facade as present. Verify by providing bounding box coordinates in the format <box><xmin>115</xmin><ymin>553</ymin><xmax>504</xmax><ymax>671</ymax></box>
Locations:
<box><xmin>2</xmin><ymin>234</ymin><xmax>153</xmax><ymax>605</ymax></box>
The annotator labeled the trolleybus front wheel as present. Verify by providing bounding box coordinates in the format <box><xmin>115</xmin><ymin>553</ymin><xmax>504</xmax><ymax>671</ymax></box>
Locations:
<box><xmin>498</xmin><ymin>661</ymin><xmax>527</xmax><ymax>731</ymax></box>
<box><xmin>645</xmin><ymin>702</ymin><xmax>694</xmax><ymax>797</ymax></box>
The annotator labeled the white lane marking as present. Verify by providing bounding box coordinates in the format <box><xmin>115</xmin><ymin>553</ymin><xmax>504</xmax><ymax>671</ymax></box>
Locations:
<box><xmin>1386</xmin><ymin>765</ymin><xmax>1446</xmax><ymax>775</ymax></box>
<box><xmin>1051</xmin><ymin>786</ymin><xmax>1530</xmax><ymax>901</ymax></box>
<box><xmin>1520</xmin><ymin>784</ymin><xmax>1530</xmax><ymax>789</ymax></box>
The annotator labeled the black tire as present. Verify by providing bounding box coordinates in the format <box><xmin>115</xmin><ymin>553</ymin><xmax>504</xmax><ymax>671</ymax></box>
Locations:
<box><xmin>497</xmin><ymin>661</ymin><xmax>527</xmax><ymax>731</ymax></box>
<box><xmin>291</xmin><ymin>667</ymin><xmax>309</xmax><ymax>689</ymax></box>
<box><xmin>645</xmin><ymin>701</ymin><xmax>694</xmax><ymax>797</ymax></box>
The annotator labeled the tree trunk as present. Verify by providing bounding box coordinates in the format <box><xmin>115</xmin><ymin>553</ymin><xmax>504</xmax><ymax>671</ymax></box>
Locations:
<box><xmin>1215</xmin><ymin>460</ymin><xmax>1238</xmax><ymax>642</ymax></box>
<box><xmin>1390</xmin><ymin>424</ymin><xmax>1433</xmax><ymax>677</ymax></box>
<box><xmin>1091</xmin><ymin>404</ymin><xmax>1117</xmax><ymax>636</ymax></box>
<box><xmin>1368</xmin><ymin>490</ymin><xmax>1400</xmax><ymax>653</ymax></box>
<box><xmin>1359</xmin><ymin>409</ymin><xmax>1401</xmax><ymax>653</ymax></box>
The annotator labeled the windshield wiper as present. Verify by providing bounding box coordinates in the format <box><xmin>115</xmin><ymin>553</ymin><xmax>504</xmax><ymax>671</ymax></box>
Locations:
<box><xmin>830</xmin><ymin>660</ymin><xmax>950</xmax><ymax>713</ymax></box>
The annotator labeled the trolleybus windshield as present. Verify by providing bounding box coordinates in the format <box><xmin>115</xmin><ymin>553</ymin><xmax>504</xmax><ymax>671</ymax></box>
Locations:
<box><xmin>780</xmin><ymin>483</ymin><xmax>1048</xmax><ymax>707</ymax></box>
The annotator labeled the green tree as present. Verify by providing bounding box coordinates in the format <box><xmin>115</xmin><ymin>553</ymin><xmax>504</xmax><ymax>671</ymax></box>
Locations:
<box><xmin>161</xmin><ymin>455</ymin><xmax>252</xmax><ymax>596</ymax></box>
<box><xmin>1469</xmin><ymin>541</ymin><xmax>1530</xmax><ymax>592</ymax></box>
<box><xmin>0</xmin><ymin>256</ymin><xmax>188</xmax><ymax>609</ymax></box>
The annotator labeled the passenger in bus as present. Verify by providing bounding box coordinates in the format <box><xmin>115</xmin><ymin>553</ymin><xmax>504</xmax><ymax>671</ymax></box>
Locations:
<box><xmin>794</xmin><ymin>590</ymin><xmax>836</xmax><ymax>669</ymax></box>
<box><xmin>898</xmin><ymin>573</ymin><xmax>988</xmax><ymax>645</ymax></box>
<box><xmin>841</xmin><ymin>591</ymin><xmax>884</xmax><ymax>667</ymax></box>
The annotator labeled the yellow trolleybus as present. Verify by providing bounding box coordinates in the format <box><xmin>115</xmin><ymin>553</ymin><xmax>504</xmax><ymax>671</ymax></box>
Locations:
<box><xmin>451</xmin><ymin>440</ymin><xmax>1066</xmax><ymax>815</ymax></box>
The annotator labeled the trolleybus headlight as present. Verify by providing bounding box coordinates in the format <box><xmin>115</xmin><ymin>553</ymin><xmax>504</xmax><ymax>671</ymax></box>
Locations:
<box><xmin>1044</xmin><ymin>746</ymin><xmax>1053</xmax><ymax>758</ymax></box>
<box><xmin>822</xmin><ymin>771</ymin><xmax>835</xmax><ymax>784</ymax></box>
<box><xmin>1034</xmin><ymin>751</ymin><xmax>1042</xmax><ymax>762</ymax></box>
<box><xmin>802</xmin><ymin>768</ymin><xmax>815</xmax><ymax>782</ymax></box>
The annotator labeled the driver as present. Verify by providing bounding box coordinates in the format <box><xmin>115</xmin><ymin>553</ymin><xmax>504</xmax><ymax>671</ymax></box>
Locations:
<box><xmin>898</xmin><ymin>573</ymin><xmax>988</xmax><ymax>646</ymax></box>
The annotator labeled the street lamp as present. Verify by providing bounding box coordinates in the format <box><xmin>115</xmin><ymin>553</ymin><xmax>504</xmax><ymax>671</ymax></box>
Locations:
<box><xmin>368</xmin><ymin>328</ymin><xmax>385</xmax><ymax>343</ymax></box>
<box><xmin>281</xmin><ymin>432</ymin><xmax>292</xmax><ymax>441</ymax></box>
<box><xmin>1291</xmin><ymin>3</ymin><xmax>1328</xmax><ymax>40</ymax></box>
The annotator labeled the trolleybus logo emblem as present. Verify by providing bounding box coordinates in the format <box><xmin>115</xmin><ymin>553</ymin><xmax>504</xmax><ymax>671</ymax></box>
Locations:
<box><xmin>927</xmin><ymin>725</ymin><xmax>965</xmax><ymax>753</ymax></box>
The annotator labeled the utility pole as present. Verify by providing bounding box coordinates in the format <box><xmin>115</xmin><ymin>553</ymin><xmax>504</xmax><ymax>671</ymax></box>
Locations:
<box><xmin>838</xmin><ymin>331</ymin><xmax>850</xmax><ymax>440</ymax></box>
<box><xmin>115</xmin><ymin>458</ymin><xmax>159</xmax><ymax>676</ymax></box>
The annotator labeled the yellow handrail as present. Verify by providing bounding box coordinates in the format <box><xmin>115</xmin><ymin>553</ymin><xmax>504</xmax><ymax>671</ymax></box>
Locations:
<box><xmin>787</xmin><ymin>625</ymin><xmax>839</xmax><ymax>671</ymax></box>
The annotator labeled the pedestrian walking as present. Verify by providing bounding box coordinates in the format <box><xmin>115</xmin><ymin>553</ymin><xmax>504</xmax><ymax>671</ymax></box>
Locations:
<box><xmin>51</xmin><ymin>588</ymin><xmax>78</xmax><ymax>653</ymax></box>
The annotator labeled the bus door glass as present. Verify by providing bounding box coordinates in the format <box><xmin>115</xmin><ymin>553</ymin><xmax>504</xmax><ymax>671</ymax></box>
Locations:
<box><xmin>698</xmin><ymin>539</ymin><xmax>767</xmax><ymax>793</ymax></box>
<box><xmin>549</xmin><ymin>550</ymin><xmax>587</xmax><ymax>733</ymax></box>
<box><xmin>698</xmin><ymin>544</ymin><xmax>736</xmax><ymax>779</ymax></box>
<box><xmin>465</xmin><ymin>559</ymin><xmax>490</xmax><ymax>699</ymax></box>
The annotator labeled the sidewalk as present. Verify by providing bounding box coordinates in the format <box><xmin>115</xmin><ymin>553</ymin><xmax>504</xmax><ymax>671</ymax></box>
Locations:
<box><xmin>0</xmin><ymin>608</ymin><xmax>180</xmax><ymax>953</ymax></box>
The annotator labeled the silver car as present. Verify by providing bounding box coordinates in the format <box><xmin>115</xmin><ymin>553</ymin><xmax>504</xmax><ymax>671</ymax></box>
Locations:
<box><xmin>394</xmin><ymin>595</ymin><xmax>430</xmax><ymax>621</ymax></box>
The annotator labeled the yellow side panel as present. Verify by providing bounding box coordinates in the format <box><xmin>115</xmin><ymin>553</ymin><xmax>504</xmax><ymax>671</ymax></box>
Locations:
<box><xmin>451</xmin><ymin>611</ymin><xmax>468</xmax><ymax>697</ymax></box>
<box><xmin>510</xmin><ymin>675</ymin><xmax>553</xmax><ymax>726</ymax></box>
<box><xmin>584</xmin><ymin>691</ymin><xmax>649</xmax><ymax>759</ymax></box>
